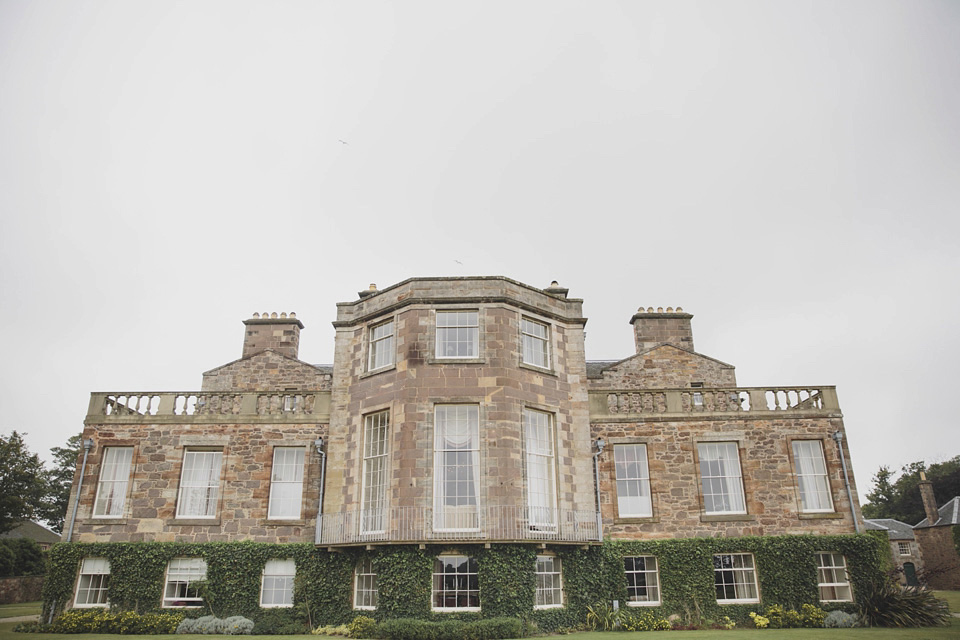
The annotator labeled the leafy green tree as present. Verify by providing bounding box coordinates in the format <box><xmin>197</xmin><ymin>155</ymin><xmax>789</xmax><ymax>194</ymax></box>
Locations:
<box><xmin>0</xmin><ymin>431</ymin><xmax>48</xmax><ymax>534</ymax></box>
<box><xmin>37</xmin><ymin>433</ymin><xmax>83</xmax><ymax>533</ymax></box>
<box><xmin>861</xmin><ymin>455</ymin><xmax>960</xmax><ymax>524</ymax></box>
<box><xmin>0</xmin><ymin>538</ymin><xmax>45</xmax><ymax>577</ymax></box>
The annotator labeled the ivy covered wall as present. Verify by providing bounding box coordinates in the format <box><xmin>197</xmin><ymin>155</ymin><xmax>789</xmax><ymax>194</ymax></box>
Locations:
<box><xmin>44</xmin><ymin>533</ymin><xmax>885</xmax><ymax>629</ymax></box>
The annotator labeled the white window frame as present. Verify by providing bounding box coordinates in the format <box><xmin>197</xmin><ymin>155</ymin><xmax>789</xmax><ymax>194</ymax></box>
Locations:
<box><xmin>361</xmin><ymin>411</ymin><xmax>390</xmax><ymax>534</ymax></box>
<box><xmin>74</xmin><ymin>557</ymin><xmax>110</xmax><ymax>608</ymax></box>
<box><xmin>353</xmin><ymin>558</ymin><xmax>378</xmax><ymax>610</ymax></box>
<box><xmin>624</xmin><ymin>555</ymin><xmax>660</xmax><ymax>606</ymax></box>
<box><xmin>521</xmin><ymin>318</ymin><xmax>550</xmax><ymax>369</ymax></box>
<box><xmin>697</xmin><ymin>442</ymin><xmax>746</xmax><ymax>515</ymax></box>
<box><xmin>176</xmin><ymin>450</ymin><xmax>223</xmax><ymax>519</ymax></box>
<box><xmin>898</xmin><ymin>541</ymin><xmax>911</xmax><ymax>556</ymax></box>
<box><xmin>433</xmin><ymin>405</ymin><xmax>480</xmax><ymax>532</ymax></box>
<box><xmin>817</xmin><ymin>552</ymin><xmax>853</xmax><ymax>602</ymax></box>
<box><xmin>436</xmin><ymin>311</ymin><xmax>479</xmax><ymax>359</ymax></box>
<box><xmin>260</xmin><ymin>559</ymin><xmax>296</xmax><ymax>608</ymax></box>
<box><xmin>268</xmin><ymin>447</ymin><xmax>306</xmax><ymax>520</ymax></box>
<box><xmin>93</xmin><ymin>447</ymin><xmax>134</xmax><ymax>518</ymax></box>
<box><xmin>792</xmin><ymin>440</ymin><xmax>834</xmax><ymax>513</ymax></box>
<box><xmin>162</xmin><ymin>558</ymin><xmax>207</xmax><ymax>608</ymax></box>
<box><xmin>535</xmin><ymin>555</ymin><xmax>563</xmax><ymax>609</ymax></box>
<box><xmin>614</xmin><ymin>444</ymin><xmax>652</xmax><ymax>518</ymax></box>
<box><xmin>432</xmin><ymin>555</ymin><xmax>480</xmax><ymax>612</ymax></box>
<box><xmin>524</xmin><ymin>408</ymin><xmax>557</xmax><ymax>530</ymax></box>
<box><xmin>714</xmin><ymin>553</ymin><xmax>759</xmax><ymax>604</ymax></box>
<box><xmin>367</xmin><ymin>319</ymin><xmax>395</xmax><ymax>371</ymax></box>
<box><xmin>691</xmin><ymin>382</ymin><xmax>704</xmax><ymax>407</ymax></box>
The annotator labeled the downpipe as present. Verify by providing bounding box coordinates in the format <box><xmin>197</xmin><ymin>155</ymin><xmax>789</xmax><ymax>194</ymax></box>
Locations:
<box><xmin>65</xmin><ymin>438</ymin><xmax>94</xmax><ymax>543</ymax></box>
<box><xmin>593</xmin><ymin>438</ymin><xmax>606</xmax><ymax>540</ymax></box>
<box><xmin>832</xmin><ymin>430</ymin><xmax>860</xmax><ymax>533</ymax></box>
<box><xmin>314</xmin><ymin>437</ymin><xmax>327</xmax><ymax>544</ymax></box>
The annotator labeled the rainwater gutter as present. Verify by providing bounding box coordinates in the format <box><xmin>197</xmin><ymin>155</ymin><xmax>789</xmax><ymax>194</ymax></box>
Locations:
<box><xmin>832</xmin><ymin>430</ymin><xmax>860</xmax><ymax>533</ymax></box>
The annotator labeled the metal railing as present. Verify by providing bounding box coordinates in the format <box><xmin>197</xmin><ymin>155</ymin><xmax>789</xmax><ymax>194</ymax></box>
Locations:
<box><xmin>316</xmin><ymin>505</ymin><xmax>600</xmax><ymax>545</ymax></box>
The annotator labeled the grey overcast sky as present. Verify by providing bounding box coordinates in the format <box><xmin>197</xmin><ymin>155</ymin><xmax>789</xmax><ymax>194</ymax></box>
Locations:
<box><xmin>1</xmin><ymin>1</ymin><xmax>958</xmax><ymax>504</ymax></box>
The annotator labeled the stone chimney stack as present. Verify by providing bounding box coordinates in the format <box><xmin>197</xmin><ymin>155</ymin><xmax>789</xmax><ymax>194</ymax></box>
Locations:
<box><xmin>630</xmin><ymin>307</ymin><xmax>695</xmax><ymax>353</ymax></box>
<box><xmin>242</xmin><ymin>312</ymin><xmax>304</xmax><ymax>360</ymax></box>
<box><xmin>918</xmin><ymin>471</ymin><xmax>940</xmax><ymax>525</ymax></box>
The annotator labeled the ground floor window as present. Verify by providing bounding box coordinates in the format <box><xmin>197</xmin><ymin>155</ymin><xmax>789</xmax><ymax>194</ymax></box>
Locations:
<box><xmin>898</xmin><ymin>541</ymin><xmax>912</xmax><ymax>556</ymax></box>
<box><xmin>163</xmin><ymin>558</ymin><xmax>207</xmax><ymax>608</ymax></box>
<box><xmin>354</xmin><ymin>559</ymin><xmax>378</xmax><ymax>610</ymax></box>
<box><xmin>432</xmin><ymin>555</ymin><xmax>479</xmax><ymax>611</ymax></box>
<box><xmin>817</xmin><ymin>553</ymin><xmax>852</xmax><ymax>602</ymax></box>
<box><xmin>713</xmin><ymin>553</ymin><xmax>759</xmax><ymax>603</ymax></box>
<box><xmin>260</xmin><ymin>559</ymin><xmax>295</xmax><ymax>608</ymax></box>
<box><xmin>535</xmin><ymin>555</ymin><xmax>563</xmax><ymax>609</ymax></box>
<box><xmin>624</xmin><ymin>556</ymin><xmax>660</xmax><ymax>605</ymax></box>
<box><xmin>74</xmin><ymin>558</ymin><xmax>110</xmax><ymax>607</ymax></box>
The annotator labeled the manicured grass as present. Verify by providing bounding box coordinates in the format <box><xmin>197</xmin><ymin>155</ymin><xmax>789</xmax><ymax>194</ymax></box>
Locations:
<box><xmin>557</xmin><ymin>619</ymin><xmax>960</xmax><ymax>638</ymax></box>
<box><xmin>0</xmin><ymin>602</ymin><xmax>41</xmax><ymax>619</ymax></box>
<box><xmin>932</xmin><ymin>590</ymin><xmax>960</xmax><ymax>613</ymax></box>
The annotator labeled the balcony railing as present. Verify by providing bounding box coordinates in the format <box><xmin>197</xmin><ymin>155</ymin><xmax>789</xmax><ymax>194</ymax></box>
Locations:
<box><xmin>590</xmin><ymin>386</ymin><xmax>840</xmax><ymax>419</ymax></box>
<box><xmin>316</xmin><ymin>505</ymin><xmax>601</xmax><ymax>546</ymax></box>
<box><xmin>86</xmin><ymin>391</ymin><xmax>331</xmax><ymax>424</ymax></box>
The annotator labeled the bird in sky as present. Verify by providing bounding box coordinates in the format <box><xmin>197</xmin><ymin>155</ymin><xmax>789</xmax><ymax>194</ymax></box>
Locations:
<box><xmin>338</xmin><ymin>139</ymin><xmax>349</xmax><ymax>145</ymax></box>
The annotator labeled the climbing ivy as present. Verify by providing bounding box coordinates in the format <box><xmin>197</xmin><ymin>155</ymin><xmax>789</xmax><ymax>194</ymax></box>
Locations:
<box><xmin>43</xmin><ymin>533</ymin><xmax>884</xmax><ymax>630</ymax></box>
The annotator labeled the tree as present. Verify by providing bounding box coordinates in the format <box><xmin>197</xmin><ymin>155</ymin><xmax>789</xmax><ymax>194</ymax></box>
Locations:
<box><xmin>861</xmin><ymin>455</ymin><xmax>960</xmax><ymax>524</ymax></box>
<box><xmin>37</xmin><ymin>433</ymin><xmax>83</xmax><ymax>533</ymax></box>
<box><xmin>0</xmin><ymin>431</ymin><xmax>49</xmax><ymax>534</ymax></box>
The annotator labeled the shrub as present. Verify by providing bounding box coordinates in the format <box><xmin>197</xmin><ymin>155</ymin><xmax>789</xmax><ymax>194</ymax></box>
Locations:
<box><xmin>800</xmin><ymin>603</ymin><xmax>825</xmax><ymax>628</ymax></box>
<box><xmin>585</xmin><ymin>602</ymin><xmax>622</xmax><ymax>630</ymax></box>
<box><xmin>253</xmin><ymin>608</ymin><xmax>309</xmax><ymax>635</ymax></box>
<box><xmin>749</xmin><ymin>612</ymin><xmax>769</xmax><ymax>629</ymax></box>
<box><xmin>312</xmin><ymin>623</ymin><xmax>351</xmax><ymax>636</ymax></box>
<box><xmin>824</xmin><ymin>610</ymin><xmax>858</xmax><ymax>628</ymax></box>
<box><xmin>620</xmin><ymin>609</ymin><xmax>671</xmax><ymax>631</ymax></box>
<box><xmin>46</xmin><ymin>609</ymin><xmax>183</xmax><ymax>634</ymax></box>
<box><xmin>347</xmin><ymin>615</ymin><xmax>377</xmax><ymax>639</ymax></box>
<box><xmin>372</xmin><ymin>617</ymin><xmax>522</xmax><ymax>640</ymax></box>
<box><xmin>222</xmin><ymin>616</ymin><xmax>255</xmax><ymax>635</ymax></box>
<box><xmin>857</xmin><ymin>581</ymin><xmax>951</xmax><ymax>627</ymax></box>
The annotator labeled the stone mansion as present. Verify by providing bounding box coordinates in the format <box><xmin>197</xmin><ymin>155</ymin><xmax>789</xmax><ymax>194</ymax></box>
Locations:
<box><xmin>61</xmin><ymin>276</ymin><xmax>866</xmax><ymax>618</ymax></box>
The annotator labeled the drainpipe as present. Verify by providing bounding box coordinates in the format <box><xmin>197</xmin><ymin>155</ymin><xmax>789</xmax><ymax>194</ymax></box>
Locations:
<box><xmin>832</xmin><ymin>430</ymin><xmax>860</xmax><ymax>533</ymax></box>
<box><xmin>65</xmin><ymin>438</ymin><xmax>95</xmax><ymax>543</ymax></box>
<box><xmin>593</xmin><ymin>438</ymin><xmax>606</xmax><ymax>541</ymax></box>
<box><xmin>313</xmin><ymin>437</ymin><xmax>326</xmax><ymax>544</ymax></box>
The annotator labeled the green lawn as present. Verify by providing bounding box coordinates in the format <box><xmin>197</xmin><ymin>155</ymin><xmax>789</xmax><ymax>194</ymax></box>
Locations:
<box><xmin>0</xmin><ymin>602</ymin><xmax>41</xmax><ymax>619</ymax></box>
<box><xmin>932</xmin><ymin>590</ymin><xmax>960</xmax><ymax>613</ymax></box>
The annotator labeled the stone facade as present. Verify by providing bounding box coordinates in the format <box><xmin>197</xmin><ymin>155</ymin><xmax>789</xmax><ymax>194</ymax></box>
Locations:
<box><xmin>913</xmin><ymin>526</ymin><xmax>960</xmax><ymax>589</ymax></box>
<box><xmin>63</xmin><ymin>276</ymin><xmax>866</xmax><ymax>614</ymax></box>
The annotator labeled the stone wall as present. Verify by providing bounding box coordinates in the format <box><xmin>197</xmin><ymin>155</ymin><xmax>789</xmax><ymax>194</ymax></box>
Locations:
<box><xmin>887</xmin><ymin>539</ymin><xmax>924</xmax><ymax>585</ymax></box>
<box><xmin>914</xmin><ymin>526</ymin><xmax>960</xmax><ymax>589</ymax></box>
<box><xmin>326</xmin><ymin>277</ymin><xmax>595</xmax><ymax>525</ymax></box>
<box><xmin>591</xmin><ymin>415</ymin><xmax>860</xmax><ymax>539</ymax></box>
<box><xmin>589</xmin><ymin>344</ymin><xmax>736</xmax><ymax>390</ymax></box>
<box><xmin>0</xmin><ymin>576</ymin><xmax>43</xmax><ymax>605</ymax></box>
<box><xmin>66</xmin><ymin>421</ymin><xmax>327</xmax><ymax>544</ymax></box>
<box><xmin>202</xmin><ymin>351</ymin><xmax>332</xmax><ymax>392</ymax></box>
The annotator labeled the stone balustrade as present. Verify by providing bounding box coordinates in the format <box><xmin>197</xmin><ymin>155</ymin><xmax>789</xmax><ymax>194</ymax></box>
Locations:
<box><xmin>590</xmin><ymin>386</ymin><xmax>840</xmax><ymax>420</ymax></box>
<box><xmin>86</xmin><ymin>391</ymin><xmax>331</xmax><ymax>424</ymax></box>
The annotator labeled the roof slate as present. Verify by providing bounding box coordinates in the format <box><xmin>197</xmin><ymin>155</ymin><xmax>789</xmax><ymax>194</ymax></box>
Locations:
<box><xmin>915</xmin><ymin>496</ymin><xmax>960</xmax><ymax>528</ymax></box>
<box><xmin>863</xmin><ymin>518</ymin><xmax>916</xmax><ymax>540</ymax></box>
<box><xmin>0</xmin><ymin>520</ymin><xmax>60</xmax><ymax>544</ymax></box>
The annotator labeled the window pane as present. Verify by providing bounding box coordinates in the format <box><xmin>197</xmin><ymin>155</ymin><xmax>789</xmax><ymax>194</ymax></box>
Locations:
<box><xmin>94</xmin><ymin>448</ymin><xmax>133</xmax><ymax>517</ymax></box>
<box><xmin>437</xmin><ymin>312</ymin><xmax>478</xmax><ymax>358</ymax></box>
<box><xmin>368</xmin><ymin>320</ymin><xmax>395</xmax><ymax>370</ymax></box>
<box><xmin>521</xmin><ymin>318</ymin><xmax>550</xmax><ymax>368</ymax></box>
<box><xmin>75</xmin><ymin>558</ymin><xmax>111</xmax><ymax>607</ymax></box>
<box><xmin>432</xmin><ymin>555</ymin><xmax>479</xmax><ymax>610</ymax></box>
<box><xmin>163</xmin><ymin>558</ymin><xmax>207</xmax><ymax>607</ymax></box>
<box><xmin>624</xmin><ymin>556</ymin><xmax>660</xmax><ymax>605</ymax></box>
<box><xmin>268</xmin><ymin>448</ymin><xmax>305</xmax><ymax>519</ymax></box>
<box><xmin>535</xmin><ymin>556</ymin><xmax>563</xmax><ymax>608</ymax></box>
<box><xmin>615</xmin><ymin>444</ymin><xmax>652</xmax><ymax>517</ymax></box>
<box><xmin>525</xmin><ymin>409</ymin><xmax>556</xmax><ymax>528</ymax></box>
<box><xmin>362</xmin><ymin>411</ymin><xmax>390</xmax><ymax>534</ymax></box>
<box><xmin>177</xmin><ymin>451</ymin><xmax>222</xmax><ymax>518</ymax></box>
<box><xmin>698</xmin><ymin>443</ymin><xmax>745</xmax><ymax>514</ymax></box>
<box><xmin>261</xmin><ymin>559</ymin><xmax>295</xmax><ymax>607</ymax></box>
<box><xmin>713</xmin><ymin>553</ymin><xmax>758</xmax><ymax>603</ymax></box>
<box><xmin>793</xmin><ymin>440</ymin><xmax>833</xmax><ymax>512</ymax></box>
<box><xmin>354</xmin><ymin>559</ymin><xmax>378</xmax><ymax>609</ymax></box>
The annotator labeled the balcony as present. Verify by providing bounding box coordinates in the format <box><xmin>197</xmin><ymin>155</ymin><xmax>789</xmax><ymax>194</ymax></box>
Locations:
<box><xmin>85</xmin><ymin>391</ymin><xmax>331</xmax><ymax>425</ymax></box>
<box><xmin>316</xmin><ymin>505</ymin><xmax>601</xmax><ymax>546</ymax></box>
<box><xmin>590</xmin><ymin>386</ymin><xmax>840</xmax><ymax>421</ymax></box>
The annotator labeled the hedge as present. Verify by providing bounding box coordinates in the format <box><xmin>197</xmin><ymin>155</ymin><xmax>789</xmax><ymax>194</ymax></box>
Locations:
<box><xmin>43</xmin><ymin>533</ymin><xmax>885</xmax><ymax>630</ymax></box>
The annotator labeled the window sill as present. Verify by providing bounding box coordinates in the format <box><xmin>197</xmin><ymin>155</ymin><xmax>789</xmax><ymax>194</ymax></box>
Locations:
<box><xmin>260</xmin><ymin>604</ymin><xmax>294</xmax><ymax>609</ymax></box>
<box><xmin>172</xmin><ymin>518</ymin><xmax>221</xmax><ymax>526</ymax></box>
<box><xmin>432</xmin><ymin>608</ymin><xmax>481</xmax><ymax>613</ymax></box>
<box><xmin>615</xmin><ymin>516</ymin><xmax>659</xmax><ymax>524</ymax></box>
<box><xmin>263</xmin><ymin>519</ymin><xmax>305</xmax><ymax>526</ymax></box>
<box><xmin>534</xmin><ymin>604</ymin><xmax>564</xmax><ymax>610</ymax></box>
<box><xmin>700</xmin><ymin>514</ymin><xmax>755</xmax><ymax>523</ymax></box>
<box><xmin>519</xmin><ymin>362</ymin><xmax>557</xmax><ymax>377</ymax></box>
<box><xmin>626</xmin><ymin>601</ymin><xmax>661</xmax><ymax>607</ymax></box>
<box><xmin>717</xmin><ymin>599</ymin><xmax>759</xmax><ymax>605</ymax></box>
<box><xmin>798</xmin><ymin>512</ymin><xmax>843</xmax><ymax>520</ymax></box>
<box><xmin>427</xmin><ymin>357</ymin><xmax>485</xmax><ymax>365</ymax></box>
<box><xmin>360</xmin><ymin>364</ymin><xmax>395</xmax><ymax>379</ymax></box>
<box><xmin>87</xmin><ymin>518</ymin><xmax>127</xmax><ymax>525</ymax></box>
